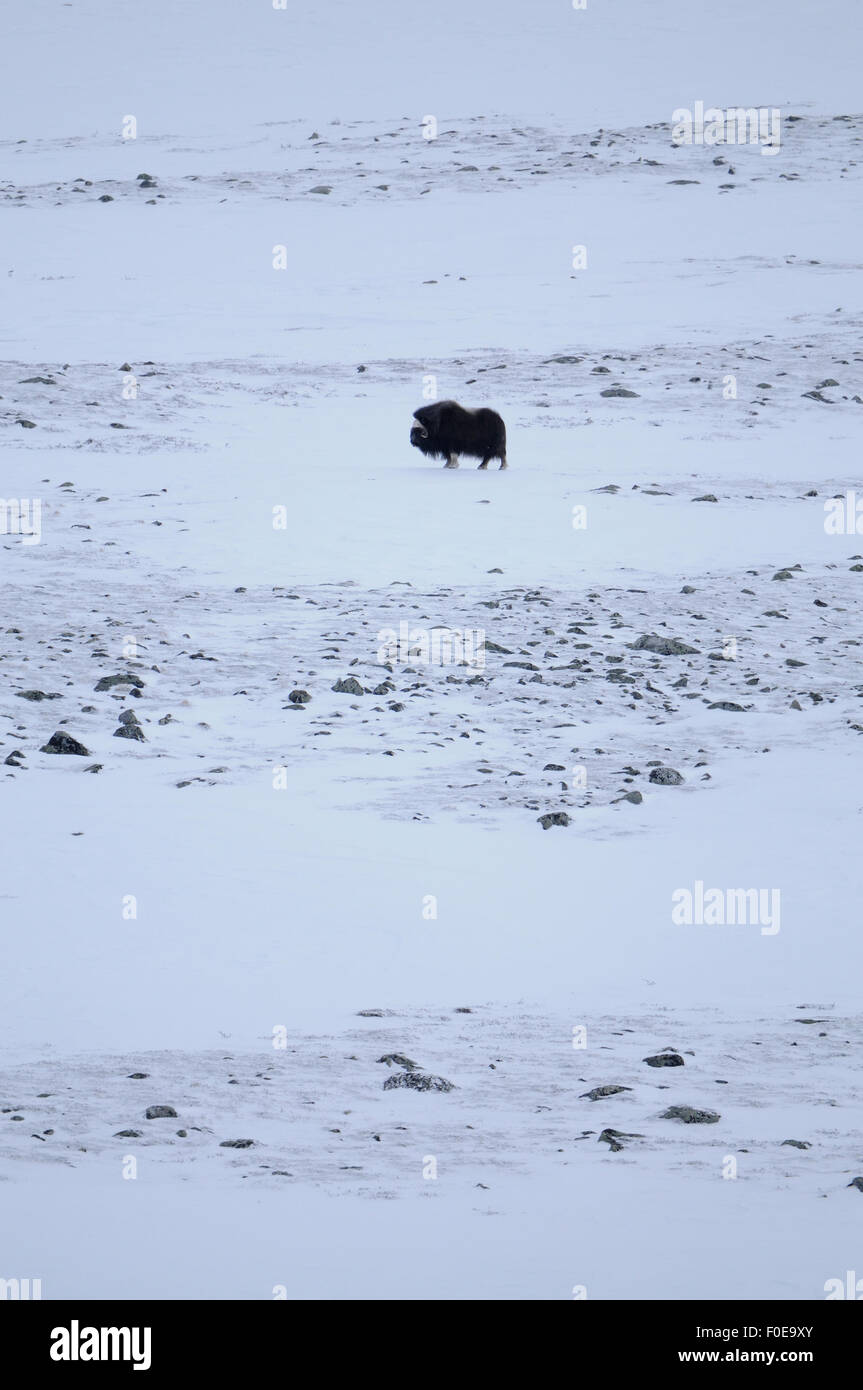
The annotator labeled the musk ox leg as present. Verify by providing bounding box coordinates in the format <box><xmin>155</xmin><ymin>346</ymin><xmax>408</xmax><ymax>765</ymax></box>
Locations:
<box><xmin>477</xmin><ymin>458</ymin><xmax>490</xmax><ymax>470</ymax></box>
<box><xmin>444</xmin><ymin>454</ymin><xmax>459</xmax><ymax>469</ymax></box>
<box><xmin>499</xmin><ymin>455</ymin><xmax>508</xmax><ymax>470</ymax></box>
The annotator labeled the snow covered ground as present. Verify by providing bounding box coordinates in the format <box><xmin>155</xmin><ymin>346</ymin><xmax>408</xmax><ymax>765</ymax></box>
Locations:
<box><xmin>2</xmin><ymin>0</ymin><xmax>862</xmax><ymax>1300</ymax></box>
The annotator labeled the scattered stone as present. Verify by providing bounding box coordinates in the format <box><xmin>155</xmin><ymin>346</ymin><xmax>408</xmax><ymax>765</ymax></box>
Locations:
<box><xmin>598</xmin><ymin>1128</ymin><xmax>643</xmax><ymax>1152</ymax></box>
<box><xmin>114</xmin><ymin>1129</ymin><xmax>143</xmax><ymax>1138</ymax></box>
<box><xmin>538</xmin><ymin>811</ymin><xmax>570</xmax><ymax>829</ymax></box>
<box><xmin>693</xmin><ymin>494</ymin><xmax>718</xmax><ymax>503</ymax></box>
<box><xmin>649</xmin><ymin>766</ymin><xmax>683</xmax><ymax>785</ymax></box>
<box><xmin>660</xmin><ymin>1105</ymin><xmax>720</xmax><ymax>1124</ymax></box>
<box><xmin>289</xmin><ymin>690</ymin><xmax>311</xmax><ymax>704</ymax></box>
<box><xmin>543</xmin><ymin>763</ymin><xmax>566</xmax><ymax>772</ymax></box>
<box><xmin>41</xmin><ymin>732</ymin><xmax>90</xmax><ymax>756</ymax></box>
<box><xmin>630</xmin><ymin>634</ymin><xmax>698</xmax><ymax>656</ymax></box>
<box><xmin>383</xmin><ymin>1071</ymin><xmax>454</xmax><ymax>1092</ymax></box>
<box><xmin>621</xmin><ymin>790</ymin><xmax>642</xmax><ymax>805</ymax></box>
<box><xmin>600</xmin><ymin>387</ymin><xmax>640</xmax><ymax>398</ymax></box>
<box><xmin>581</xmin><ymin>1085</ymin><xmax>632</xmax><ymax>1101</ymax></box>
<box><xmin>220</xmin><ymin>1139</ymin><xmax>255</xmax><ymax>1148</ymax></box>
<box><xmin>847</xmin><ymin>1177</ymin><xmax>863</xmax><ymax>1193</ymax></box>
<box><xmin>708</xmin><ymin>701</ymin><xmax>746</xmax><ymax>712</ymax></box>
<box><xmin>95</xmin><ymin>673</ymin><xmax>145</xmax><ymax>692</ymax></box>
<box><xmin>332</xmin><ymin>676</ymin><xmax>364</xmax><ymax>695</ymax></box>
<box><xmin>781</xmin><ymin>1139</ymin><xmax>812</xmax><ymax>1150</ymax></box>
<box><xmin>377</xmin><ymin>1054</ymin><xmax>419</xmax><ymax>1070</ymax></box>
<box><xmin>644</xmin><ymin>1053</ymin><xmax>684</xmax><ymax>1067</ymax></box>
<box><xmin>114</xmin><ymin>722</ymin><xmax>146</xmax><ymax>741</ymax></box>
<box><xmin>144</xmin><ymin>1106</ymin><xmax>177</xmax><ymax>1120</ymax></box>
<box><xmin>15</xmin><ymin>691</ymin><xmax>61</xmax><ymax>701</ymax></box>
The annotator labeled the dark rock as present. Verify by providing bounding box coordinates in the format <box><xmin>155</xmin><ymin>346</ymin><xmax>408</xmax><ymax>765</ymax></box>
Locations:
<box><xmin>644</xmin><ymin>1053</ymin><xmax>684</xmax><ymax>1067</ymax></box>
<box><xmin>692</xmin><ymin>494</ymin><xmax>718</xmax><ymax>503</ymax></box>
<box><xmin>220</xmin><ymin>1139</ymin><xmax>255</xmax><ymax>1148</ymax></box>
<box><xmin>649</xmin><ymin>766</ymin><xmax>683</xmax><ymax>785</ymax></box>
<box><xmin>95</xmin><ymin>673</ymin><xmax>145</xmax><ymax>692</ymax></box>
<box><xmin>621</xmin><ymin>790</ymin><xmax>642</xmax><ymax>804</ymax></box>
<box><xmin>114</xmin><ymin>1129</ymin><xmax>143</xmax><ymax>1138</ymax></box>
<box><xmin>15</xmin><ymin>690</ymin><xmax>61</xmax><ymax>702</ymax></box>
<box><xmin>600</xmin><ymin>387</ymin><xmax>640</xmax><ymax>398</ymax></box>
<box><xmin>661</xmin><ymin>1105</ymin><xmax>720</xmax><ymax>1124</ymax></box>
<box><xmin>377</xmin><ymin>1054</ymin><xmax>419</xmax><ymax>1070</ymax></box>
<box><xmin>41</xmin><ymin>732</ymin><xmax>90</xmax><ymax>756</ymax></box>
<box><xmin>581</xmin><ymin>1085</ymin><xmax>632</xmax><ymax>1101</ymax></box>
<box><xmin>781</xmin><ymin>1139</ymin><xmax>811</xmax><ymax>1150</ymax></box>
<box><xmin>847</xmin><ymin>1177</ymin><xmax>863</xmax><ymax>1192</ymax></box>
<box><xmin>598</xmin><ymin>1128</ymin><xmax>643</xmax><ymax>1151</ymax></box>
<box><xmin>114</xmin><ymin>723</ymin><xmax>146</xmax><ymax>741</ymax></box>
<box><xmin>630</xmin><ymin>634</ymin><xmax>698</xmax><ymax>656</ymax></box>
<box><xmin>144</xmin><ymin>1106</ymin><xmax>177</xmax><ymax>1119</ymax></box>
<box><xmin>538</xmin><ymin>811</ymin><xmax>570</xmax><ymax>829</ymax></box>
<box><xmin>708</xmin><ymin>701</ymin><xmax>746</xmax><ymax>712</ymax></box>
<box><xmin>383</xmin><ymin>1071</ymin><xmax>454</xmax><ymax>1092</ymax></box>
<box><xmin>332</xmin><ymin>676</ymin><xmax>364</xmax><ymax>695</ymax></box>
<box><xmin>288</xmin><ymin>690</ymin><xmax>311</xmax><ymax>703</ymax></box>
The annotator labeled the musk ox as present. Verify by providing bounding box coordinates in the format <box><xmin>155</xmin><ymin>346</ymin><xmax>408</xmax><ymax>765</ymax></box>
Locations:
<box><xmin>410</xmin><ymin>400</ymin><xmax>507</xmax><ymax>470</ymax></box>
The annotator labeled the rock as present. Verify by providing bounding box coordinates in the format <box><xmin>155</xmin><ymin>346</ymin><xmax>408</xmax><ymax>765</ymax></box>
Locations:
<box><xmin>288</xmin><ymin>690</ymin><xmax>311</xmax><ymax>703</ymax></box>
<box><xmin>98</xmin><ymin>194</ymin><xmax>114</xmax><ymax>202</ymax></box>
<box><xmin>692</xmin><ymin>494</ymin><xmax>718</xmax><ymax>503</ymax></box>
<box><xmin>18</xmin><ymin>419</ymin><xmax>37</xmax><ymax>428</ymax></box>
<box><xmin>41</xmin><ymin>732</ymin><xmax>90</xmax><ymax>756</ymax></box>
<box><xmin>644</xmin><ymin>1053</ymin><xmax>684</xmax><ymax>1067</ymax></box>
<box><xmin>708</xmin><ymin>701</ymin><xmax>746</xmax><ymax>712</ymax></box>
<box><xmin>357</xmin><ymin>1008</ymin><xmax>388</xmax><ymax>1017</ymax></box>
<box><xmin>127</xmin><ymin>1073</ymin><xmax>149</xmax><ymax>1079</ymax></box>
<box><xmin>543</xmin><ymin>763</ymin><xmax>566</xmax><ymax>772</ymax></box>
<box><xmin>4</xmin><ymin>750</ymin><xmax>25</xmax><ymax>767</ymax></box>
<box><xmin>332</xmin><ymin>676</ymin><xmax>364</xmax><ymax>695</ymax></box>
<box><xmin>15</xmin><ymin>690</ymin><xmax>61</xmax><ymax>702</ymax></box>
<box><xmin>600</xmin><ymin>387</ymin><xmax>639</xmax><ymax>398</ymax></box>
<box><xmin>660</xmin><ymin>1105</ymin><xmax>720</xmax><ymax>1124</ymax></box>
<box><xmin>114</xmin><ymin>1129</ymin><xmax>143</xmax><ymax>1138</ymax></box>
<box><xmin>95</xmin><ymin>673</ymin><xmax>145</xmax><ymax>692</ymax></box>
<box><xmin>114</xmin><ymin>724</ymin><xmax>146</xmax><ymax>741</ymax></box>
<box><xmin>781</xmin><ymin>1139</ymin><xmax>811</xmax><ymax>1150</ymax></box>
<box><xmin>598</xmin><ymin>1128</ymin><xmax>643</xmax><ymax>1152</ymax></box>
<box><xmin>649</xmin><ymin>766</ymin><xmax>683</xmax><ymax>785</ymax></box>
<box><xmin>581</xmin><ymin>1085</ymin><xmax>632</xmax><ymax>1101</ymax></box>
<box><xmin>376</xmin><ymin>1054</ymin><xmax>419</xmax><ymax>1070</ymax></box>
<box><xmin>621</xmin><ymin>790</ymin><xmax>642</xmax><ymax>804</ymax></box>
<box><xmin>772</xmin><ymin>570</ymin><xmax>795</xmax><ymax>581</ymax></box>
<box><xmin>383</xmin><ymin>1071</ymin><xmax>454</xmax><ymax>1093</ymax></box>
<box><xmin>144</xmin><ymin>1106</ymin><xmax>177</xmax><ymax>1120</ymax></box>
<box><xmin>219</xmin><ymin>1139</ymin><xmax>255</xmax><ymax>1148</ymax></box>
<box><xmin>538</xmin><ymin>811</ymin><xmax>570</xmax><ymax>829</ymax></box>
<box><xmin>630</xmin><ymin>634</ymin><xmax>698</xmax><ymax>656</ymax></box>
<box><xmin>118</xmin><ymin>709</ymin><xmax>140</xmax><ymax>725</ymax></box>
<box><xmin>847</xmin><ymin>1177</ymin><xmax>863</xmax><ymax>1192</ymax></box>
<box><xmin>681</xmin><ymin>584</ymin><xmax>696</xmax><ymax>594</ymax></box>
<box><xmin>309</xmin><ymin>185</ymin><xmax>332</xmax><ymax>194</ymax></box>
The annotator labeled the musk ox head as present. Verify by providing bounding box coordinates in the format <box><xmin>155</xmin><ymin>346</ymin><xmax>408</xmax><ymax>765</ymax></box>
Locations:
<box><xmin>410</xmin><ymin>400</ymin><xmax>507</xmax><ymax>470</ymax></box>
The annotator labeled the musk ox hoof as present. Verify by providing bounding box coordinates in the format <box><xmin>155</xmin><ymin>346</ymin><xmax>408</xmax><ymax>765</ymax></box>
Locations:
<box><xmin>444</xmin><ymin>457</ymin><xmax>459</xmax><ymax>469</ymax></box>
